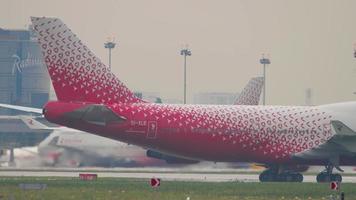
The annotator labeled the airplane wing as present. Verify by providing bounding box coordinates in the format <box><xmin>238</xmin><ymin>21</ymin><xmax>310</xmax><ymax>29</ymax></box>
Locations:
<box><xmin>234</xmin><ymin>77</ymin><xmax>264</xmax><ymax>105</ymax></box>
<box><xmin>0</xmin><ymin>103</ymin><xmax>43</xmax><ymax>114</ymax></box>
<box><xmin>293</xmin><ymin>120</ymin><xmax>356</xmax><ymax>170</ymax></box>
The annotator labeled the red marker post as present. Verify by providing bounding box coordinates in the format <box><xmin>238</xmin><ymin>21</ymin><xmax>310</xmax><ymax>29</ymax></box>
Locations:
<box><xmin>330</xmin><ymin>181</ymin><xmax>344</xmax><ymax>200</ymax></box>
<box><xmin>150</xmin><ymin>178</ymin><xmax>161</xmax><ymax>199</ymax></box>
<box><xmin>150</xmin><ymin>178</ymin><xmax>161</xmax><ymax>188</ymax></box>
<box><xmin>79</xmin><ymin>173</ymin><xmax>98</xmax><ymax>181</ymax></box>
<box><xmin>330</xmin><ymin>181</ymin><xmax>339</xmax><ymax>191</ymax></box>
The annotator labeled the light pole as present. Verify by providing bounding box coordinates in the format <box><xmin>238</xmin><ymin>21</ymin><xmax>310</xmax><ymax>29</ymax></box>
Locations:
<box><xmin>180</xmin><ymin>48</ymin><xmax>191</xmax><ymax>104</ymax></box>
<box><xmin>104</xmin><ymin>40</ymin><xmax>116</xmax><ymax>70</ymax></box>
<box><xmin>260</xmin><ymin>55</ymin><xmax>271</xmax><ymax>105</ymax></box>
<box><xmin>353</xmin><ymin>45</ymin><xmax>356</xmax><ymax>96</ymax></box>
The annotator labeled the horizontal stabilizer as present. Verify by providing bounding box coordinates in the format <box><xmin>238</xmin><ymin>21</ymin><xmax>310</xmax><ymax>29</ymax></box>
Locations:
<box><xmin>0</xmin><ymin>103</ymin><xmax>42</xmax><ymax>114</ymax></box>
<box><xmin>293</xmin><ymin>120</ymin><xmax>356</xmax><ymax>160</ymax></box>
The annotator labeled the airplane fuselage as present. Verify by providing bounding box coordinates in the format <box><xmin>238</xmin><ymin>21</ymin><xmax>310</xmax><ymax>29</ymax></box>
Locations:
<box><xmin>43</xmin><ymin>101</ymin><xmax>354</xmax><ymax>166</ymax></box>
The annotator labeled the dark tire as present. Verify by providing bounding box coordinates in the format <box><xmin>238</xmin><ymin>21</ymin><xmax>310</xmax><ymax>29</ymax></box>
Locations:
<box><xmin>294</xmin><ymin>173</ymin><xmax>303</xmax><ymax>182</ymax></box>
<box><xmin>332</xmin><ymin>174</ymin><xmax>342</xmax><ymax>182</ymax></box>
<box><xmin>316</xmin><ymin>173</ymin><xmax>326</xmax><ymax>183</ymax></box>
<box><xmin>259</xmin><ymin>171</ymin><xmax>275</xmax><ymax>182</ymax></box>
<box><xmin>324</xmin><ymin>175</ymin><xmax>332</xmax><ymax>182</ymax></box>
<box><xmin>259</xmin><ymin>173</ymin><xmax>267</xmax><ymax>182</ymax></box>
<box><xmin>284</xmin><ymin>173</ymin><xmax>294</xmax><ymax>182</ymax></box>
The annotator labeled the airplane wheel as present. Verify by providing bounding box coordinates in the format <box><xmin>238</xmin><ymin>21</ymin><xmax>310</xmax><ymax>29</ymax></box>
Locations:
<box><xmin>316</xmin><ymin>172</ymin><xmax>326</xmax><ymax>183</ymax></box>
<box><xmin>317</xmin><ymin>172</ymin><xmax>339</xmax><ymax>183</ymax></box>
<box><xmin>293</xmin><ymin>173</ymin><xmax>303</xmax><ymax>182</ymax></box>
<box><xmin>282</xmin><ymin>173</ymin><xmax>303</xmax><ymax>182</ymax></box>
<box><xmin>260</xmin><ymin>171</ymin><xmax>303</xmax><ymax>182</ymax></box>
<box><xmin>324</xmin><ymin>175</ymin><xmax>332</xmax><ymax>182</ymax></box>
<box><xmin>259</xmin><ymin>171</ymin><xmax>275</xmax><ymax>182</ymax></box>
<box><xmin>282</xmin><ymin>173</ymin><xmax>293</xmax><ymax>182</ymax></box>
<box><xmin>332</xmin><ymin>174</ymin><xmax>342</xmax><ymax>182</ymax></box>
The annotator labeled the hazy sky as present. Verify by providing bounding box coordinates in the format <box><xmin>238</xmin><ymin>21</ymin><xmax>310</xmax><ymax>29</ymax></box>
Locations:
<box><xmin>2</xmin><ymin>0</ymin><xmax>356</xmax><ymax>105</ymax></box>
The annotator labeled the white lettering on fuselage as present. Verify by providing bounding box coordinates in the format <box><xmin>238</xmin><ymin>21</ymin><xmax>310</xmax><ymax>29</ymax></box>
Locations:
<box><xmin>130</xmin><ymin>120</ymin><xmax>147</xmax><ymax>126</ymax></box>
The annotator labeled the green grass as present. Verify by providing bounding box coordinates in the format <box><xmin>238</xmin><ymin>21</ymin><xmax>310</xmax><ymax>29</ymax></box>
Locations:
<box><xmin>0</xmin><ymin>177</ymin><xmax>352</xmax><ymax>200</ymax></box>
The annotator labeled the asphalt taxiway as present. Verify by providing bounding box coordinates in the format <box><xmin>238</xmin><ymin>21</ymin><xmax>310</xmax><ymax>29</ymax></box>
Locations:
<box><xmin>1</xmin><ymin>168</ymin><xmax>356</xmax><ymax>183</ymax></box>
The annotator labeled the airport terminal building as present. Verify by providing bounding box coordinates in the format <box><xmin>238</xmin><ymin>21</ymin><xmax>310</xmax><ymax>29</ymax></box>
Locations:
<box><xmin>0</xmin><ymin>27</ymin><xmax>52</xmax><ymax>157</ymax></box>
<box><xmin>0</xmin><ymin>27</ymin><xmax>50</xmax><ymax>114</ymax></box>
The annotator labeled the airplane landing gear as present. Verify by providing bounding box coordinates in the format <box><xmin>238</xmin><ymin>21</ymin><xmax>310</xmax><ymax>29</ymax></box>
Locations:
<box><xmin>316</xmin><ymin>172</ymin><xmax>342</xmax><ymax>182</ymax></box>
<box><xmin>259</xmin><ymin>167</ymin><xmax>303</xmax><ymax>182</ymax></box>
<box><xmin>316</xmin><ymin>164</ymin><xmax>342</xmax><ymax>183</ymax></box>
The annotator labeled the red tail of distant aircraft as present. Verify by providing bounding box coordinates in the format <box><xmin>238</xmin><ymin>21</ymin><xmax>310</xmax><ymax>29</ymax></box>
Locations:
<box><xmin>31</xmin><ymin>17</ymin><xmax>356</xmax><ymax>182</ymax></box>
<box><xmin>234</xmin><ymin>77</ymin><xmax>263</xmax><ymax>105</ymax></box>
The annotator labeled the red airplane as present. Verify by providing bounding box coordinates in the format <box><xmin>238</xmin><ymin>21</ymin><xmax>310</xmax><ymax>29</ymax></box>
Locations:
<box><xmin>31</xmin><ymin>17</ymin><xmax>356</xmax><ymax>182</ymax></box>
<box><xmin>234</xmin><ymin>77</ymin><xmax>263</xmax><ymax>106</ymax></box>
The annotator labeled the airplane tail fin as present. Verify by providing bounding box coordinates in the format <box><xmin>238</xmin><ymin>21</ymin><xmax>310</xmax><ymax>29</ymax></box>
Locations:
<box><xmin>20</xmin><ymin>116</ymin><xmax>50</xmax><ymax>130</ymax></box>
<box><xmin>234</xmin><ymin>77</ymin><xmax>264</xmax><ymax>105</ymax></box>
<box><xmin>30</xmin><ymin>17</ymin><xmax>143</xmax><ymax>104</ymax></box>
